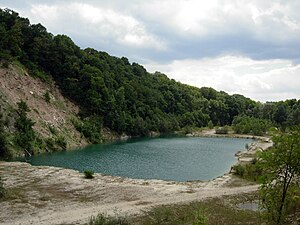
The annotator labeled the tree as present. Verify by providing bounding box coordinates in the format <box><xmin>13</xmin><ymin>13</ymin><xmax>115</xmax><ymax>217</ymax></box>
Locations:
<box><xmin>272</xmin><ymin>103</ymin><xmax>288</xmax><ymax>126</ymax></box>
<box><xmin>259</xmin><ymin>126</ymin><xmax>300</xmax><ymax>224</ymax></box>
<box><xmin>0</xmin><ymin>111</ymin><xmax>10</xmax><ymax>159</ymax></box>
<box><xmin>14</xmin><ymin>100</ymin><xmax>36</xmax><ymax>156</ymax></box>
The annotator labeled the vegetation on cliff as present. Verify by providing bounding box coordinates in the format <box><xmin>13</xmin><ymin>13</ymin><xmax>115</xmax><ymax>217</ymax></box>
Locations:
<box><xmin>0</xmin><ymin>8</ymin><xmax>300</xmax><ymax>157</ymax></box>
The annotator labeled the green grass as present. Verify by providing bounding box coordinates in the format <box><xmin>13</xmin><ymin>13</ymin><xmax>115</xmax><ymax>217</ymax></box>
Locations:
<box><xmin>232</xmin><ymin>158</ymin><xmax>262</xmax><ymax>182</ymax></box>
<box><xmin>135</xmin><ymin>195</ymin><xmax>263</xmax><ymax>225</ymax></box>
<box><xmin>89</xmin><ymin>213</ymin><xmax>130</xmax><ymax>225</ymax></box>
<box><xmin>86</xmin><ymin>194</ymin><xmax>264</xmax><ymax>224</ymax></box>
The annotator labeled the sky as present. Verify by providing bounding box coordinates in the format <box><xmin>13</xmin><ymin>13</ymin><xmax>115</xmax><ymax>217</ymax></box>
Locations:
<box><xmin>1</xmin><ymin>0</ymin><xmax>300</xmax><ymax>102</ymax></box>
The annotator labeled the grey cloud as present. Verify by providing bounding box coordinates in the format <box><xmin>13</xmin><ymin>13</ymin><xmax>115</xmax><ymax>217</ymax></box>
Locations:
<box><xmin>1</xmin><ymin>0</ymin><xmax>300</xmax><ymax>102</ymax></box>
<box><xmin>3</xmin><ymin>0</ymin><xmax>300</xmax><ymax>64</ymax></box>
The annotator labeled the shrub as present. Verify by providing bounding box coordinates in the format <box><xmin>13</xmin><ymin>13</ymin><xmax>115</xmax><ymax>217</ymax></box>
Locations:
<box><xmin>72</xmin><ymin>116</ymin><xmax>103</xmax><ymax>143</ymax></box>
<box><xmin>139</xmin><ymin>204</ymin><xmax>209</xmax><ymax>225</ymax></box>
<box><xmin>84</xmin><ymin>170</ymin><xmax>95</xmax><ymax>179</ymax></box>
<box><xmin>55</xmin><ymin>136</ymin><xmax>67</xmax><ymax>150</ymax></box>
<box><xmin>215</xmin><ymin>126</ymin><xmax>229</xmax><ymax>134</ymax></box>
<box><xmin>208</xmin><ymin>120</ymin><xmax>214</xmax><ymax>129</ymax></box>
<box><xmin>0</xmin><ymin>176</ymin><xmax>6</xmax><ymax>199</ymax></box>
<box><xmin>14</xmin><ymin>100</ymin><xmax>36</xmax><ymax>156</ymax></box>
<box><xmin>2</xmin><ymin>60</ymin><xmax>9</xmax><ymax>68</ymax></box>
<box><xmin>233</xmin><ymin>115</ymin><xmax>272</xmax><ymax>136</ymax></box>
<box><xmin>45</xmin><ymin>136</ymin><xmax>67</xmax><ymax>152</ymax></box>
<box><xmin>88</xmin><ymin>213</ymin><xmax>130</xmax><ymax>225</ymax></box>
<box><xmin>232</xmin><ymin>164</ymin><xmax>245</xmax><ymax>177</ymax></box>
<box><xmin>193</xmin><ymin>208</ymin><xmax>208</xmax><ymax>225</ymax></box>
<box><xmin>232</xmin><ymin>158</ymin><xmax>262</xmax><ymax>182</ymax></box>
<box><xmin>44</xmin><ymin>91</ymin><xmax>51</xmax><ymax>103</ymax></box>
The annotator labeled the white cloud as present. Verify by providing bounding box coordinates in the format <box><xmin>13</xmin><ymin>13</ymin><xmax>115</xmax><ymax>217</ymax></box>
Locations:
<box><xmin>144</xmin><ymin>55</ymin><xmax>300</xmax><ymax>102</ymax></box>
<box><xmin>137</xmin><ymin>0</ymin><xmax>300</xmax><ymax>42</ymax></box>
<box><xmin>23</xmin><ymin>2</ymin><xmax>166</xmax><ymax>51</ymax></box>
<box><xmin>3</xmin><ymin>0</ymin><xmax>300</xmax><ymax>101</ymax></box>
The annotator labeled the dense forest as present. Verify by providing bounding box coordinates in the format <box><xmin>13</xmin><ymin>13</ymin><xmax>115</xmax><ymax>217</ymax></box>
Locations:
<box><xmin>0</xmin><ymin>8</ymin><xmax>300</xmax><ymax>146</ymax></box>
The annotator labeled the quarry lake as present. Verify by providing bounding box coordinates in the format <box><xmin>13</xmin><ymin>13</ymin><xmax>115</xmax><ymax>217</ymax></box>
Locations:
<box><xmin>27</xmin><ymin>136</ymin><xmax>253</xmax><ymax>181</ymax></box>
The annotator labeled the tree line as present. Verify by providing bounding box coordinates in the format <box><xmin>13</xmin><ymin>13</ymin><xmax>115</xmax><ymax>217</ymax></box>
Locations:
<box><xmin>0</xmin><ymin>8</ymin><xmax>299</xmax><ymax>141</ymax></box>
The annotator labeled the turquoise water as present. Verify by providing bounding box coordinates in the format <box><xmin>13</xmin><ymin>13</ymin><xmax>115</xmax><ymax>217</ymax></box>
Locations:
<box><xmin>27</xmin><ymin>136</ymin><xmax>252</xmax><ymax>181</ymax></box>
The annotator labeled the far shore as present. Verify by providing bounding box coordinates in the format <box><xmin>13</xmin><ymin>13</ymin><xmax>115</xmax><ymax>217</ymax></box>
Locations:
<box><xmin>0</xmin><ymin>131</ymin><xmax>272</xmax><ymax>225</ymax></box>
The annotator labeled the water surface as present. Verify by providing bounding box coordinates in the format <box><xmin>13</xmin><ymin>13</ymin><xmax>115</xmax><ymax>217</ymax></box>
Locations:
<box><xmin>27</xmin><ymin>136</ymin><xmax>252</xmax><ymax>181</ymax></box>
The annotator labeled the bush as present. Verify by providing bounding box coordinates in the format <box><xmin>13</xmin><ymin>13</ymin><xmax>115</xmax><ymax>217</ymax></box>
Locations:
<box><xmin>14</xmin><ymin>100</ymin><xmax>36</xmax><ymax>156</ymax></box>
<box><xmin>232</xmin><ymin>158</ymin><xmax>262</xmax><ymax>182</ymax></box>
<box><xmin>84</xmin><ymin>170</ymin><xmax>95</xmax><ymax>179</ymax></box>
<box><xmin>89</xmin><ymin>213</ymin><xmax>130</xmax><ymax>225</ymax></box>
<box><xmin>0</xmin><ymin>176</ymin><xmax>6</xmax><ymax>199</ymax></box>
<box><xmin>72</xmin><ymin>116</ymin><xmax>103</xmax><ymax>143</ymax></box>
<box><xmin>215</xmin><ymin>126</ymin><xmax>229</xmax><ymax>134</ymax></box>
<box><xmin>232</xmin><ymin>164</ymin><xmax>245</xmax><ymax>177</ymax></box>
<box><xmin>44</xmin><ymin>91</ymin><xmax>51</xmax><ymax>103</ymax></box>
<box><xmin>208</xmin><ymin>120</ymin><xmax>214</xmax><ymax>129</ymax></box>
<box><xmin>233</xmin><ymin>115</ymin><xmax>272</xmax><ymax>136</ymax></box>
<box><xmin>1</xmin><ymin>60</ymin><xmax>9</xmax><ymax>68</ymax></box>
<box><xmin>55</xmin><ymin>136</ymin><xmax>67</xmax><ymax>150</ymax></box>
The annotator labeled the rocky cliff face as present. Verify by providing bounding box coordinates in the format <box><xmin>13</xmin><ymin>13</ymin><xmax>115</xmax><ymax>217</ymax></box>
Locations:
<box><xmin>0</xmin><ymin>62</ymin><xmax>87</xmax><ymax>156</ymax></box>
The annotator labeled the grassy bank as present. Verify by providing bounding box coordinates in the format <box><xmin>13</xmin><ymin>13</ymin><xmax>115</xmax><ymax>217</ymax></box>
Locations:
<box><xmin>89</xmin><ymin>193</ymin><xmax>263</xmax><ymax>225</ymax></box>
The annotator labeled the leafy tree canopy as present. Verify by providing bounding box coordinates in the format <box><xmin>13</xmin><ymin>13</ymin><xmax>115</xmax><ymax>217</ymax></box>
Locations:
<box><xmin>0</xmin><ymin>8</ymin><xmax>299</xmax><ymax>138</ymax></box>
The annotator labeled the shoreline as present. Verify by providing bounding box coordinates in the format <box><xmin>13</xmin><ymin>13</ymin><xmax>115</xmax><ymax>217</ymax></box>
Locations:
<box><xmin>0</xmin><ymin>133</ymin><xmax>272</xmax><ymax>225</ymax></box>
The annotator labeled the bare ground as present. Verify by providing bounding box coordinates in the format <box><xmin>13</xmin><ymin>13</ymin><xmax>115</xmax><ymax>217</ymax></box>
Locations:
<box><xmin>0</xmin><ymin>161</ymin><xmax>258</xmax><ymax>225</ymax></box>
<box><xmin>0</xmin><ymin>63</ymin><xmax>87</xmax><ymax>150</ymax></box>
<box><xmin>0</xmin><ymin>138</ymin><xmax>271</xmax><ymax>225</ymax></box>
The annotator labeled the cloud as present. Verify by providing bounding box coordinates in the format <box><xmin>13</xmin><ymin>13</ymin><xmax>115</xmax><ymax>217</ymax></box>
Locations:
<box><xmin>17</xmin><ymin>2</ymin><xmax>166</xmax><ymax>53</ymax></box>
<box><xmin>3</xmin><ymin>0</ymin><xmax>300</xmax><ymax>62</ymax></box>
<box><xmin>1</xmin><ymin>0</ymin><xmax>300</xmax><ymax>101</ymax></box>
<box><xmin>144</xmin><ymin>55</ymin><xmax>300</xmax><ymax>102</ymax></box>
<box><xmin>138</xmin><ymin>0</ymin><xmax>300</xmax><ymax>41</ymax></box>
<box><xmin>132</xmin><ymin>0</ymin><xmax>300</xmax><ymax>62</ymax></box>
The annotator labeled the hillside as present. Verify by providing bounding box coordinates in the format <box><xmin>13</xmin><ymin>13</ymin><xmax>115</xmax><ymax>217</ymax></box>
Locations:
<box><xmin>0</xmin><ymin>8</ymin><xmax>300</xmax><ymax>158</ymax></box>
<box><xmin>0</xmin><ymin>62</ymin><xmax>87</xmax><ymax>156</ymax></box>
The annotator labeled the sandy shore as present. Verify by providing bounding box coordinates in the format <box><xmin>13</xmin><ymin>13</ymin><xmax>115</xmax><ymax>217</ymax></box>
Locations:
<box><xmin>0</xmin><ymin>136</ymin><xmax>272</xmax><ymax>225</ymax></box>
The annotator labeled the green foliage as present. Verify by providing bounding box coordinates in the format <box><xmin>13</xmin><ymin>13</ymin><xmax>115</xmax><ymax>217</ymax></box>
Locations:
<box><xmin>0</xmin><ymin>8</ymin><xmax>299</xmax><ymax>141</ymax></box>
<box><xmin>0</xmin><ymin>111</ymin><xmax>11</xmax><ymax>159</ymax></box>
<box><xmin>1</xmin><ymin>60</ymin><xmax>9</xmax><ymax>68</ymax></box>
<box><xmin>232</xmin><ymin>164</ymin><xmax>246</xmax><ymax>177</ymax></box>
<box><xmin>139</xmin><ymin>205</ymin><xmax>209</xmax><ymax>225</ymax></box>
<box><xmin>44</xmin><ymin>135</ymin><xmax>67</xmax><ymax>152</ymax></box>
<box><xmin>44</xmin><ymin>91</ymin><xmax>51</xmax><ymax>103</ymax></box>
<box><xmin>193</xmin><ymin>208</ymin><xmax>209</xmax><ymax>225</ymax></box>
<box><xmin>233</xmin><ymin>115</ymin><xmax>272</xmax><ymax>135</ymax></box>
<box><xmin>137</xmin><ymin>198</ymin><xmax>261</xmax><ymax>225</ymax></box>
<box><xmin>232</xmin><ymin>159</ymin><xmax>262</xmax><ymax>182</ymax></box>
<box><xmin>84</xmin><ymin>170</ymin><xmax>94</xmax><ymax>179</ymax></box>
<box><xmin>208</xmin><ymin>120</ymin><xmax>214</xmax><ymax>129</ymax></box>
<box><xmin>258</xmin><ymin>126</ymin><xmax>300</xmax><ymax>224</ymax></box>
<box><xmin>55</xmin><ymin>136</ymin><xmax>67</xmax><ymax>150</ymax></box>
<box><xmin>14</xmin><ymin>100</ymin><xmax>36</xmax><ymax>156</ymax></box>
<box><xmin>215</xmin><ymin>126</ymin><xmax>230</xmax><ymax>134</ymax></box>
<box><xmin>0</xmin><ymin>176</ymin><xmax>6</xmax><ymax>199</ymax></box>
<box><xmin>89</xmin><ymin>213</ymin><xmax>130</xmax><ymax>225</ymax></box>
<box><xmin>72</xmin><ymin>116</ymin><xmax>103</xmax><ymax>143</ymax></box>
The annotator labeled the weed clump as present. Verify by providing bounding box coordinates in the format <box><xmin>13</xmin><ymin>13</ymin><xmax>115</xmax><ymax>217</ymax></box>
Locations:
<box><xmin>84</xmin><ymin>170</ymin><xmax>95</xmax><ymax>179</ymax></box>
<box><xmin>89</xmin><ymin>212</ymin><xmax>130</xmax><ymax>225</ymax></box>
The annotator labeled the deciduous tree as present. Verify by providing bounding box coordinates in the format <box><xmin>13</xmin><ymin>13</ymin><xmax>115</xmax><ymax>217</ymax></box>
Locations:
<box><xmin>259</xmin><ymin>126</ymin><xmax>300</xmax><ymax>224</ymax></box>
